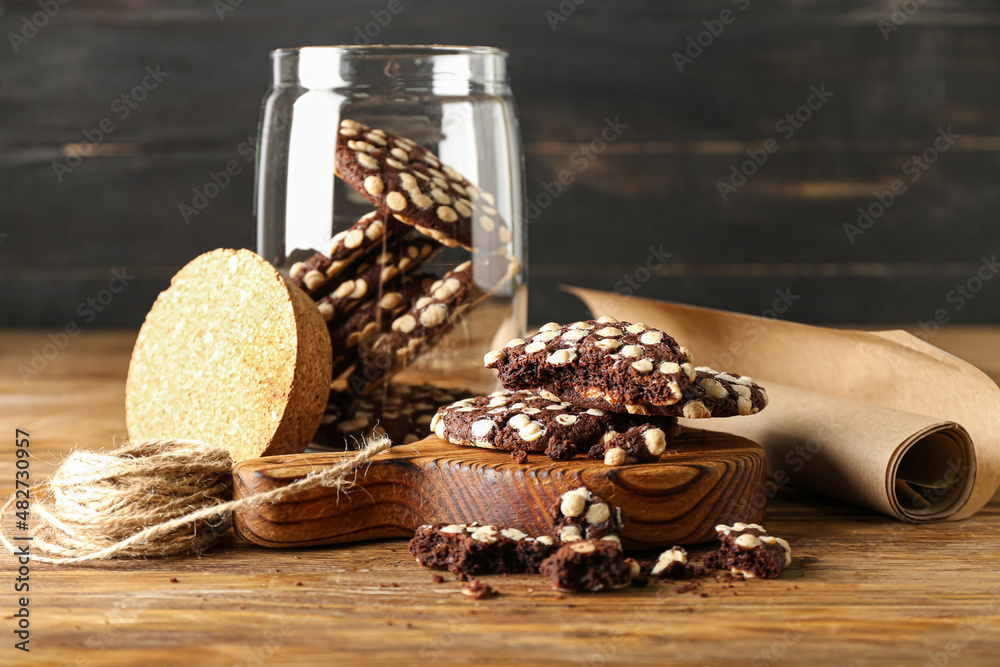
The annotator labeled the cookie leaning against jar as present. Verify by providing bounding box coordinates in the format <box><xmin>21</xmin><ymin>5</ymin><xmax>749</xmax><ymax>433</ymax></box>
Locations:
<box><xmin>334</xmin><ymin>119</ymin><xmax>512</xmax><ymax>251</ymax></box>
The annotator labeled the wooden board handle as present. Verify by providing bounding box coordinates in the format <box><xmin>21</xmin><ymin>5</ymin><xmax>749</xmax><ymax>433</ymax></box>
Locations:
<box><xmin>232</xmin><ymin>429</ymin><xmax>766</xmax><ymax>549</ymax></box>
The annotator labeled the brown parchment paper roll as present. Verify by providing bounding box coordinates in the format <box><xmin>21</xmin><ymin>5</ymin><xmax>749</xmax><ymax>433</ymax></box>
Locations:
<box><xmin>568</xmin><ymin>287</ymin><xmax>1000</xmax><ymax>522</ymax></box>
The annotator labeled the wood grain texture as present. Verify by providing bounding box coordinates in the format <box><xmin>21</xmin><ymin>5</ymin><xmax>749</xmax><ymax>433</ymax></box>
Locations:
<box><xmin>1</xmin><ymin>329</ymin><xmax>1000</xmax><ymax>665</ymax></box>
<box><xmin>3</xmin><ymin>0</ymin><xmax>1000</xmax><ymax>327</ymax></box>
<box><xmin>232</xmin><ymin>434</ymin><xmax>766</xmax><ymax>549</ymax></box>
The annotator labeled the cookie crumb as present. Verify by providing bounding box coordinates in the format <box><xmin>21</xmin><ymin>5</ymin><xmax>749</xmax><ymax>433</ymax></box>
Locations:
<box><xmin>431</xmin><ymin>574</ymin><xmax>445</xmax><ymax>584</ymax></box>
<box><xmin>168</xmin><ymin>577</ymin><xmax>178</xmax><ymax>583</ymax></box>
<box><xmin>461</xmin><ymin>579</ymin><xmax>496</xmax><ymax>599</ymax></box>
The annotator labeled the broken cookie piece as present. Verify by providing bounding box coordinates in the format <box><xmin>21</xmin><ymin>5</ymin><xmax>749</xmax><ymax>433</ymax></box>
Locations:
<box><xmin>551</xmin><ymin>487</ymin><xmax>622</xmax><ymax>544</ymax></box>
<box><xmin>703</xmin><ymin>523</ymin><xmax>791</xmax><ymax>579</ymax></box>
<box><xmin>650</xmin><ymin>546</ymin><xmax>690</xmax><ymax>580</ymax></box>
<box><xmin>409</xmin><ymin>523</ymin><xmax>558</xmax><ymax>577</ymax></box>
<box><xmin>538</xmin><ymin>539</ymin><xmax>632</xmax><ymax>593</ymax></box>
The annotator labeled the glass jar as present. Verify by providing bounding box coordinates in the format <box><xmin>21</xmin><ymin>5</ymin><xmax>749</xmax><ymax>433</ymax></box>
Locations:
<box><xmin>255</xmin><ymin>45</ymin><xmax>525</xmax><ymax>449</ymax></box>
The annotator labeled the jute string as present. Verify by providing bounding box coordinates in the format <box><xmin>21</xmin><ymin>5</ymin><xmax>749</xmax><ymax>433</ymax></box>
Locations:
<box><xmin>0</xmin><ymin>437</ymin><xmax>391</xmax><ymax>565</ymax></box>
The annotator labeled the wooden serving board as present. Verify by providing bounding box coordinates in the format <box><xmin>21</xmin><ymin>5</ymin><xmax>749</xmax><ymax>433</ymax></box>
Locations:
<box><xmin>232</xmin><ymin>428</ymin><xmax>766</xmax><ymax>549</ymax></box>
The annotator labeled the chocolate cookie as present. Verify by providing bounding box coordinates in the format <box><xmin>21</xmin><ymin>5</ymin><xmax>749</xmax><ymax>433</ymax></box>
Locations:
<box><xmin>551</xmin><ymin>487</ymin><xmax>622</xmax><ymax>544</ymax></box>
<box><xmin>349</xmin><ymin>261</ymin><xmax>481</xmax><ymax>394</ymax></box>
<box><xmin>484</xmin><ymin>318</ymin><xmax>696</xmax><ymax>416</ymax></box>
<box><xmin>677</xmin><ymin>367</ymin><xmax>769</xmax><ymax>418</ymax></box>
<box><xmin>312</xmin><ymin>383</ymin><xmax>472</xmax><ymax>450</ymax></box>
<box><xmin>588</xmin><ymin>422</ymin><xmax>682</xmax><ymax>466</ymax></box>
<box><xmin>430</xmin><ymin>389</ymin><xmax>679</xmax><ymax>462</ymax></box>
<box><xmin>650</xmin><ymin>546</ymin><xmax>690</xmax><ymax>580</ymax></box>
<box><xmin>314</xmin><ymin>237</ymin><xmax>440</xmax><ymax>311</ymax></box>
<box><xmin>409</xmin><ymin>522</ymin><xmax>558</xmax><ymax>576</ymax></box>
<box><xmin>538</xmin><ymin>540</ymin><xmax>633</xmax><ymax>593</ymax></box>
<box><xmin>703</xmin><ymin>523</ymin><xmax>791</xmax><ymax>580</ymax></box>
<box><xmin>335</xmin><ymin>119</ymin><xmax>511</xmax><ymax>251</ymax></box>
<box><xmin>289</xmin><ymin>210</ymin><xmax>398</xmax><ymax>294</ymax></box>
<box><xmin>328</xmin><ymin>276</ymin><xmax>434</xmax><ymax>379</ymax></box>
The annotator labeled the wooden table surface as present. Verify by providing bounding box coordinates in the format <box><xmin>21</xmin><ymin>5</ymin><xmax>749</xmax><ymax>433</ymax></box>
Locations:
<box><xmin>2</xmin><ymin>328</ymin><xmax>1000</xmax><ymax>666</ymax></box>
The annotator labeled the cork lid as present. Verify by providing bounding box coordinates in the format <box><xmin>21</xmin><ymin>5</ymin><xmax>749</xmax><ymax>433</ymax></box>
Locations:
<box><xmin>126</xmin><ymin>249</ymin><xmax>332</xmax><ymax>462</ymax></box>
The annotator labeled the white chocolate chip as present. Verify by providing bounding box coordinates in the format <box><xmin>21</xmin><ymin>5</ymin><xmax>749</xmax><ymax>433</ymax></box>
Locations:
<box><xmin>411</xmin><ymin>193</ymin><xmax>433</xmax><ymax>208</ymax></box>
<box><xmin>508</xmin><ymin>414</ymin><xmax>531</xmax><ymax>429</ymax></box>
<box><xmin>524</xmin><ymin>341</ymin><xmax>546</xmax><ymax>354</ymax></box>
<box><xmin>596</xmin><ymin>316</ymin><xmax>618</xmax><ymax>323</ymax></box>
<box><xmin>434</xmin><ymin>278</ymin><xmax>461</xmax><ymax>300</ymax></box>
<box><xmin>547</xmin><ymin>348</ymin><xmax>577</xmax><ymax>365</ymax></box>
<box><xmin>440</xmin><ymin>524</ymin><xmax>464</xmax><ymax>534</ymax></box>
<box><xmin>555</xmin><ymin>414</ymin><xmax>578</xmax><ymax>426</ymax></box>
<box><xmin>734</xmin><ymin>533</ymin><xmax>763</xmax><ymax>550</ymax></box>
<box><xmin>595</xmin><ymin>339</ymin><xmax>622</xmax><ymax>351</ymax></box>
<box><xmin>385</xmin><ymin>191</ymin><xmax>407</xmax><ymax>211</ymax></box>
<box><xmin>533</xmin><ymin>330</ymin><xmax>560</xmax><ymax>342</ymax></box>
<box><xmin>681</xmin><ymin>363</ymin><xmax>696</xmax><ymax>382</ymax></box>
<box><xmin>570</xmin><ymin>321</ymin><xmax>594</xmax><ymax>330</ymax></box>
<box><xmin>631</xmin><ymin>359</ymin><xmax>654</xmax><ymax>373</ymax></box>
<box><xmin>437</xmin><ymin>205</ymin><xmax>458</xmax><ymax>222</ymax></box>
<box><xmin>585</xmin><ymin>503</ymin><xmax>611</xmax><ymax>525</ymax></box>
<box><xmin>364</xmin><ymin>132</ymin><xmax>386</xmax><ymax>146</ymax></box>
<box><xmin>518</xmin><ymin>422</ymin><xmax>544</xmax><ymax>442</ymax></box>
<box><xmin>472</xmin><ymin>525</ymin><xmax>498</xmax><ymax>544</ymax></box>
<box><xmin>659</xmin><ymin>362</ymin><xmax>680</xmax><ymax>375</ymax></box>
<box><xmin>390</xmin><ymin>147</ymin><xmax>408</xmax><ymax>161</ymax></box>
<box><xmin>562</xmin><ymin>330</ymin><xmax>587</xmax><ymax>342</ymax></box>
<box><xmin>560</xmin><ymin>489</ymin><xmax>588</xmax><ymax>517</ymax></box>
<box><xmin>471</xmin><ymin>420</ymin><xmax>494</xmax><ymax>438</ymax></box>
<box><xmin>393</xmin><ymin>314</ymin><xmax>417</xmax><ymax>334</ymax></box>
<box><xmin>363</xmin><ymin>175</ymin><xmax>385</xmax><ymax>195</ymax></box>
<box><xmin>505</xmin><ymin>338</ymin><xmax>525</xmax><ymax>349</ymax></box>
<box><xmin>559</xmin><ymin>526</ymin><xmax>583</xmax><ymax>543</ymax></box>
<box><xmin>483</xmin><ymin>349</ymin><xmax>504</xmax><ymax>365</ymax></box>
<box><xmin>604</xmin><ymin>448</ymin><xmax>627</xmax><ymax>466</ymax></box>
<box><xmin>639</xmin><ymin>330</ymin><xmax>663</xmax><ymax>345</ymax></box>
<box><xmin>420</xmin><ymin>304</ymin><xmax>448</xmax><ymax>328</ymax></box>
<box><xmin>737</xmin><ymin>396</ymin><xmax>753</xmax><ymax>415</ymax></box>
<box><xmin>597</xmin><ymin>327</ymin><xmax>624</xmax><ymax>337</ymax></box>
<box><xmin>644</xmin><ymin>428</ymin><xmax>666</xmax><ymax>456</ymax></box>
<box><xmin>700</xmin><ymin>378</ymin><xmax>728</xmax><ymax>399</ymax></box>
<box><xmin>585</xmin><ymin>408</ymin><xmax>606</xmax><ymax>416</ymax></box>
<box><xmin>303</xmin><ymin>270</ymin><xmax>325</xmax><ymax>290</ymax></box>
<box><xmin>501</xmin><ymin>528</ymin><xmax>528</xmax><ymax>541</ymax></box>
<box><xmin>568</xmin><ymin>541</ymin><xmax>595</xmax><ymax>554</ymax></box>
<box><xmin>537</xmin><ymin>535</ymin><xmax>555</xmax><ymax>546</ymax></box>
<box><xmin>683</xmin><ymin>400</ymin><xmax>711</xmax><ymax>419</ymax></box>
<box><xmin>625</xmin><ymin>323</ymin><xmax>647</xmax><ymax>334</ymax></box>
<box><xmin>317</xmin><ymin>302</ymin><xmax>334</xmax><ymax>321</ymax></box>
<box><xmin>620</xmin><ymin>345</ymin><xmax>644</xmax><ymax>358</ymax></box>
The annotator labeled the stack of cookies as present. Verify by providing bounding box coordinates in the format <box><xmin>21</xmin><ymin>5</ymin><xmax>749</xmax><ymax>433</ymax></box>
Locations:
<box><xmin>288</xmin><ymin>120</ymin><xmax>516</xmax><ymax>449</ymax></box>
<box><xmin>431</xmin><ymin>317</ymin><xmax>769</xmax><ymax>464</ymax></box>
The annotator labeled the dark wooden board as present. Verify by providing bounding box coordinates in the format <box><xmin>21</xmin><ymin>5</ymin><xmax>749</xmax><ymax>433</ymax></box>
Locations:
<box><xmin>231</xmin><ymin>430</ymin><xmax>766</xmax><ymax>550</ymax></box>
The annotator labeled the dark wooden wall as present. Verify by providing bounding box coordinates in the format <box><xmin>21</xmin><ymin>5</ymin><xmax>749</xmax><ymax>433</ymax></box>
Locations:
<box><xmin>2</xmin><ymin>0</ymin><xmax>999</xmax><ymax>328</ymax></box>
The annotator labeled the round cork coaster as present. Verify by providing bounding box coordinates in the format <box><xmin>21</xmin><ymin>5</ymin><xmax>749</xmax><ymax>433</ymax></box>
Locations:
<box><xmin>126</xmin><ymin>249</ymin><xmax>332</xmax><ymax>462</ymax></box>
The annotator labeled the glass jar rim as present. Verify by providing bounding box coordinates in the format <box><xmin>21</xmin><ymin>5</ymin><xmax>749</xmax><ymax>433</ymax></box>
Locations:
<box><xmin>272</xmin><ymin>44</ymin><xmax>507</xmax><ymax>58</ymax></box>
<box><xmin>270</xmin><ymin>45</ymin><xmax>509</xmax><ymax>88</ymax></box>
